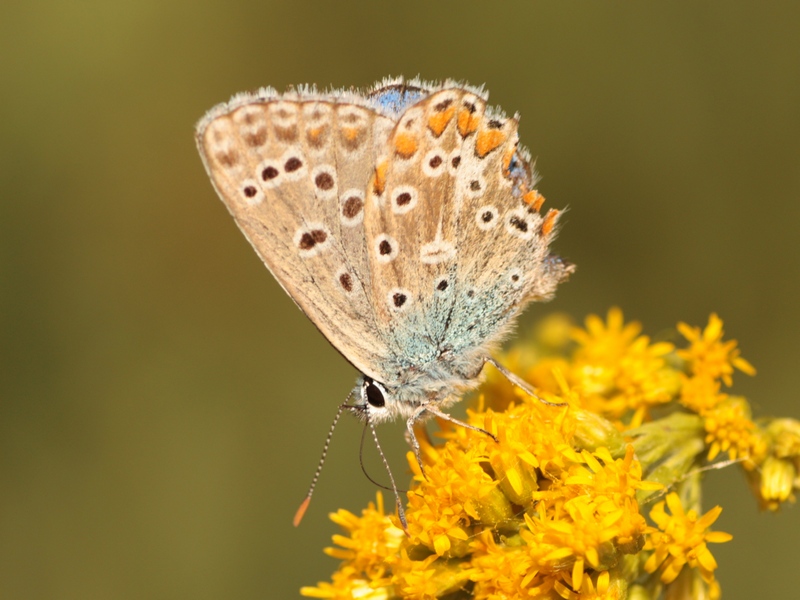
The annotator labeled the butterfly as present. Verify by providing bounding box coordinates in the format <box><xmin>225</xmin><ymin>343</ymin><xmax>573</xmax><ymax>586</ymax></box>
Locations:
<box><xmin>195</xmin><ymin>77</ymin><xmax>573</xmax><ymax>526</ymax></box>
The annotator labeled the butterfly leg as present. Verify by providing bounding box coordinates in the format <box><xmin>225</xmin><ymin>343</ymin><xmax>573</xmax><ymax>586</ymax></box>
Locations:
<box><xmin>406</xmin><ymin>403</ymin><xmax>500</xmax><ymax>479</ymax></box>
<box><xmin>405</xmin><ymin>407</ymin><xmax>429</xmax><ymax>480</ymax></box>
<box><xmin>485</xmin><ymin>357</ymin><xmax>566</xmax><ymax>407</ymax></box>
<box><xmin>423</xmin><ymin>404</ymin><xmax>499</xmax><ymax>443</ymax></box>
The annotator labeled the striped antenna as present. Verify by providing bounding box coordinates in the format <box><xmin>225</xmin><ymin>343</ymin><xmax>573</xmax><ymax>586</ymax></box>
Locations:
<box><xmin>293</xmin><ymin>394</ymin><xmax>352</xmax><ymax>527</ymax></box>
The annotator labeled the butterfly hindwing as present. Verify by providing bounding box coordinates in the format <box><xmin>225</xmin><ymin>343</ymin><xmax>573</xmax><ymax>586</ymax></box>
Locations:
<box><xmin>363</xmin><ymin>85</ymin><xmax>568</xmax><ymax>379</ymax></box>
<box><xmin>448</xmin><ymin>94</ymin><xmax>563</xmax><ymax>359</ymax></box>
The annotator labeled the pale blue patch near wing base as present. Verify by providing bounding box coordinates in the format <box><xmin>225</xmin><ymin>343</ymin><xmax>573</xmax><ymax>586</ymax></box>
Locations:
<box><xmin>369</xmin><ymin>87</ymin><xmax>429</xmax><ymax>117</ymax></box>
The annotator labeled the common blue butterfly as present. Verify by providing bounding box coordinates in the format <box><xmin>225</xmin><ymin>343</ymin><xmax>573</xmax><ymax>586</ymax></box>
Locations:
<box><xmin>196</xmin><ymin>77</ymin><xmax>574</xmax><ymax>524</ymax></box>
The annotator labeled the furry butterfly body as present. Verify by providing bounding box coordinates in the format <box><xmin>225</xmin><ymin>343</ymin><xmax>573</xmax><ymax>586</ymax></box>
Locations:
<box><xmin>195</xmin><ymin>77</ymin><xmax>572</xmax><ymax>424</ymax></box>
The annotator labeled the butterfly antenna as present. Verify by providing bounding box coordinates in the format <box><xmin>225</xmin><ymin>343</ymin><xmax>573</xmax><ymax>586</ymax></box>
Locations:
<box><xmin>365</xmin><ymin>410</ymin><xmax>409</xmax><ymax>533</ymax></box>
<box><xmin>359</xmin><ymin>422</ymin><xmax>404</xmax><ymax>493</ymax></box>
<box><xmin>293</xmin><ymin>394</ymin><xmax>351</xmax><ymax>527</ymax></box>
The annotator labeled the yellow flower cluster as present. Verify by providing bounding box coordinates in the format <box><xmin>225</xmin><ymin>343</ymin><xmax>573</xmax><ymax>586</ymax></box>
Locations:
<box><xmin>643</xmin><ymin>492</ymin><xmax>732</xmax><ymax>591</ymax></box>
<box><xmin>303</xmin><ymin>310</ymin><xmax>799</xmax><ymax>599</ymax></box>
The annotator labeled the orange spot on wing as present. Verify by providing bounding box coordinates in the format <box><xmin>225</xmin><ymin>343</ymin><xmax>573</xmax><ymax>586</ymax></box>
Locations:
<box><xmin>307</xmin><ymin>126</ymin><xmax>323</xmax><ymax>140</ymax></box>
<box><xmin>457</xmin><ymin>109</ymin><xmax>480</xmax><ymax>137</ymax></box>
<box><xmin>523</xmin><ymin>190</ymin><xmax>546</xmax><ymax>212</ymax></box>
<box><xmin>373</xmin><ymin>160</ymin><xmax>388</xmax><ymax>196</ymax></box>
<box><xmin>394</xmin><ymin>132</ymin><xmax>418</xmax><ymax>158</ymax></box>
<box><xmin>342</xmin><ymin>126</ymin><xmax>360</xmax><ymax>141</ymax></box>
<box><xmin>502</xmin><ymin>146</ymin><xmax>516</xmax><ymax>173</ymax></box>
<box><xmin>475</xmin><ymin>129</ymin><xmax>506</xmax><ymax>157</ymax></box>
<box><xmin>427</xmin><ymin>106</ymin><xmax>456</xmax><ymax>136</ymax></box>
<box><xmin>541</xmin><ymin>208</ymin><xmax>559</xmax><ymax>236</ymax></box>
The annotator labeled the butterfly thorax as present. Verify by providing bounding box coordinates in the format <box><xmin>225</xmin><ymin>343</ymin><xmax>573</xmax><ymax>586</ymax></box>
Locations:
<box><xmin>352</xmin><ymin>343</ymin><xmax>492</xmax><ymax>422</ymax></box>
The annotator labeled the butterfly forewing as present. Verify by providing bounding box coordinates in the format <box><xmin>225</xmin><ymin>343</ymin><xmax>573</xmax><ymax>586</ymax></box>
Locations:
<box><xmin>196</xmin><ymin>94</ymin><xmax>396</xmax><ymax>379</ymax></box>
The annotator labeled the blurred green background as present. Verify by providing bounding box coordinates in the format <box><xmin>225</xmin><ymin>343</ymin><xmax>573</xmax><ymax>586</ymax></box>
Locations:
<box><xmin>2</xmin><ymin>1</ymin><xmax>799</xmax><ymax>598</ymax></box>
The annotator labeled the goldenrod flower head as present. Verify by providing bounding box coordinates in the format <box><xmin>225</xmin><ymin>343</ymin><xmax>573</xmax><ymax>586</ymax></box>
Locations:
<box><xmin>746</xmin><ymin>418</ymin><xmax>800</xmax><ymax>510</ymax></box>
<box><xmin>303</xmin><ymin>310</ymin><xmax>794</xmax><ymax>599</ymax></box>
<box><xmin>571</xmin><ymin>308</ymin><xmax>641</xmax><ymax>367</ymax></box>
<box><xmin>571</xmin><ymin>308</ymin><xmax>681</xmax><ymax>428</ymax></box>
<box><xmin>392</xmin><ymin>550</ymin><xmax>471</xmax><ymax>599</ymax></box>
<box><xmin>677</xmin><ymin>313</ymin><xmax>756</xmax><ymax>386</ymax></box>
<box><xmin>302</xmin><ymin>493</ymin><xmax>404</xmax><ymax>598</ymax></box>
<box><xmin>757</xmin><ymin>456</ymin><xmax>795</xmax><ymax>508</ymax></box>
<box><xmin>643</xmin><ymin>492</ymin><xmax>732</xmax><ymax>594</ymax></box>
<box><xmin>326</xmin><ymin>493</ymin><xmax>405</xmax><ymax>575</ymax></box>
<box><xmin>702</xmin><ymin>397</ymin><xmax>766</xmax><ymax>468</ymax></box>
<box><xmin>679</xmin><ymin>374</ymin><xmax>726</xmax><ymax>413</ymax></box>
<box><xmin>301</xmin><ymin>564</ymin><xmax>392</xmax><ymax>600</ymax></box>
<box><xmin>662</xmin><ymin>564</ymin><xmax>722</xmax><ymax>600</ymax></box>
<box><xmin>404</xmin><ymin>433</ymin><xmax>508</xmax><ymax>558</ymax></box>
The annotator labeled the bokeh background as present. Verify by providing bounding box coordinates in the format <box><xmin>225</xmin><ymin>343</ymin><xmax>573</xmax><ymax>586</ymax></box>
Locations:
<box><xmin>2</xmin><ymin>1</ymin><xmax>799</xmax><ymax>598</ymax></box>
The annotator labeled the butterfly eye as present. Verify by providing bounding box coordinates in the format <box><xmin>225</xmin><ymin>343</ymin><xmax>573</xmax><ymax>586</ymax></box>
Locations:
<box><xmin>363</xmin><ymin>377</ymin><xmax>386</xmax><ymax>408</ymax></box>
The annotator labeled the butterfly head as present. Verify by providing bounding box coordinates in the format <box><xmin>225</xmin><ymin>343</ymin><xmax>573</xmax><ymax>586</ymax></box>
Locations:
<box><xmin>353</xmin><ymin>373</ymin><xmax>447</xmax><ymax>423</ymax></box>
<box><xmin>354</xmin><ymin>366</ymin><xmax>478</xmax><ymax>423</ymax></box>
<box><xmin>354</xmin><ymin>376</ymin><xmax>397</xmax><ymax>423</ymax></box>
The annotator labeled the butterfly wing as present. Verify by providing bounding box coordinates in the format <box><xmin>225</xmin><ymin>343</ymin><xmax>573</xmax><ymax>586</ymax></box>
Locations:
<box><xmin>196</xmin><ymin>81</ymin><xmax>572</xmax><ymax>394</ymax></box>
<box><xmin>196</xmin><ymin>91</ymin><xmax>397</xmax><ymax>379</ymax></box>
<box><xmin>362</xmin><ymin>87</ymin><xmax>463</xmax><ymax>366</ymax></box>
<box><xmin>363</xmin><ymin>85</ymin><xmax>571</xmax><ymax>380</ymax></box>
<box><xmin>445</xmin><ymin>93</ymin><xmax>571</xmax><ymax>358</ymax></box>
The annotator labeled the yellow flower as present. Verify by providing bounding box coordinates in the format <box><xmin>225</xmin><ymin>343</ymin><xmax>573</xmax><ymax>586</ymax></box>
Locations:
<box><xmin>391</xmin><ymin>550</ymin><xmax>471</xmax><ymax>600</ymax></box>
<box><xmin>328</xmin><ymin>493</ymin><xmax>404</xmax><ymax>570</ymax></box>
<box><xmin>553</xmin><ymin>568</ymin><xmax>627</xmax><ymax>600</ymax></box>
<box><xmin>572</xmin><ymin>307</ymin><xmax>642</xmax><ymax>368</ymax></box>
<box><xmin>758</xmin><ymin>456</ymin><xmax>796</xmax><ymax>508</ymax></box>
<box><xmin>663</xmin><ymin>565</ymin><xmax>721</xmax><ymax>600</ymax></box>
<box><xmin>404</xmin><ymin>435</ymin><xmax>507</xmax><ymax>558</ymax></box>
<box><xmin>304</xmin><ymin>310</ymin><xmax>788</xmax><ymax>599</ymax></box>
<box><xmin>571</xmin><ymin>308</ymin><xmax>680</xmax><ymax>427</ymax></box>
<box><xmin>679</xmin><ymin>374</ymin><xmax>726</xmax><ymax>413</ymax></box>
<box><xmin>469</xmin><ymin>530</ymin><xmax>552</xmax><ymax>599</ymax></box>
<box><xmin>476</xmin><ymin>382</ymin><xmax>581</xmax><ymax>502</ymax></box>
<box><xmin>644</xmin><ymin>492</ymin><xmax>732</xmax><ymax>589</ymax></box>
<box><xmin>301</xmin><ymin>493</ymin><xmax>403</xmax><ymax>598</ymax></box>
<box><xmin>300</xmin><ymin>564</ymin><xmax>392</xmax><ymax>600</ymax></box>
<box><xmin>677</xmin><ymin>313</ymin><xmax>756</xmax><ymax>386</ymax></box>
<box><xmin>702</xmin><ymin>397</ymin><xmax>766</xmax><ymax>467</ymax></box>
<box><xmin>521</xmin><ymin>446</ymin><xmax>655</xmax><ymax>591</ymax></box>
<box><xmin>746</xmin><ymin>418</ymin><xmax>800</xmax><ymax>510</ymax></box>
